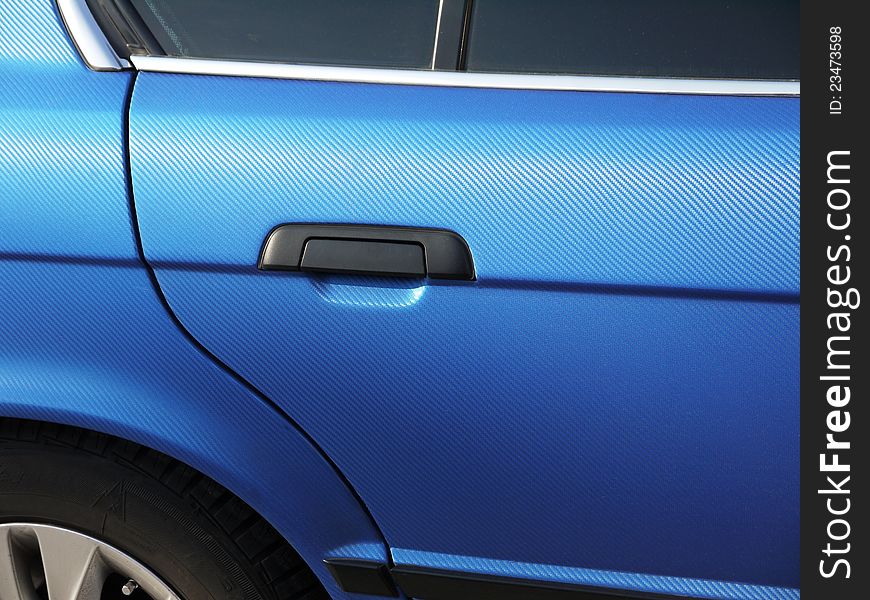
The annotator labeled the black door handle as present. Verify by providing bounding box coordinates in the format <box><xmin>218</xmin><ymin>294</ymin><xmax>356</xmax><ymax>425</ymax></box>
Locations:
<box><xmin>258</xmin><ymin>224</ymin><xmax>475</xmax><ymax>280</ymax></box>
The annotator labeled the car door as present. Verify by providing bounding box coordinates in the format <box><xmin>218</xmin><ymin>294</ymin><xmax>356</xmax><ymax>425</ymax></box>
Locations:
<box><xmin>123</xmin><ymin>0</ymin><xmax>800</xmax><ymax>597</ymax></box>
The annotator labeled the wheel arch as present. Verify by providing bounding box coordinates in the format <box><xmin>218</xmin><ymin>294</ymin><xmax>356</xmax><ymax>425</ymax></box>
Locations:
<box><xmin>0</xmin><ymin>386</ymin><xmax>388</xmax><ymax>600</ymax></box>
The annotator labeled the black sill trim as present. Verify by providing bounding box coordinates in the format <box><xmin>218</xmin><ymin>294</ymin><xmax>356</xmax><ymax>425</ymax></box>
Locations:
<box><xmin>325</xmin><ymin>560</ymin><xmax>681</xmax><ymax>600</ymax></box>
<box><xmin>391</xmin><ymin>566</ymin><xmax>681</xmax><ymax>600</ymax></box>
<box><xmin>323</xmin><ymin>559</ymin><xmax>398</xmax><ymax>597</ymax></box>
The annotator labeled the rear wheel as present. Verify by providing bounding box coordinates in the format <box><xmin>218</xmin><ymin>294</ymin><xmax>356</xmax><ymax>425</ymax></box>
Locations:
<box><xmin>1</xmin><ymin>522</ymin><xmax>180</xmax><ymax>600</ymax></box>
<box><xmin>0</xmin><ymin>419</ymin><xmax>328</xmax><ymax>600</ymax></box>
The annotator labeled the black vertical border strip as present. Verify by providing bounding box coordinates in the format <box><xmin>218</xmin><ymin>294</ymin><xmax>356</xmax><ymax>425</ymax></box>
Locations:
<box><xmin>801</xmin><ymin>0</ymin><xmax>867</xmax><ymax>598</ymax></box>
<box><xmin>457</xmin><ymin>0</ymin><xmax>474</xmax><ymax>71</ymax></box>
<box><xmin>432</xmin><ymin>0</ymin><xmax>471</xmax><ymax>70</ymax></box>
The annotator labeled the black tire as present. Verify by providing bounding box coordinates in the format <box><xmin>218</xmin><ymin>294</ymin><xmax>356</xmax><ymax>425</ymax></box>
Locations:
<box><xmin>0</xmin><ymin>418</ymin><xmax>329</xmax><ymax>600</ymax></box>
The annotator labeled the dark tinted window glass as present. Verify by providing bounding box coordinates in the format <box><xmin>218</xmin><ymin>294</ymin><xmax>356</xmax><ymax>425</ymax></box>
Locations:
<box><xmin>466</xmin><ymin>0</ymin><xmax>799</xmax><ymax>79</ymax></box>
<box><xmin>129</xmin><ymin>0</ymin><xmax>439</xmax><ymax>68</ymax></box>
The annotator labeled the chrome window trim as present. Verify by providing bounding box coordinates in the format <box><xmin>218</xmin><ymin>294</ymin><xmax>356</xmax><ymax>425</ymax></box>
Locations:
<box><xmin>430</xmin><ymin>0</ymin><xmax>446</xmax><ymax>70</ymax></box>
<box><xmin>56</xmin><ymin>0</ymin><xmax>130</xmax><ymax>71</ymax></box>
<box><xmin>61</xmin><ymin>0</ymin><xmax>799</xmax><ymax>97</ymax></box>
<box><xmin>131</xmin><ymin>56</ymin><xmax>799</xmax><ymax>96</ymax></box>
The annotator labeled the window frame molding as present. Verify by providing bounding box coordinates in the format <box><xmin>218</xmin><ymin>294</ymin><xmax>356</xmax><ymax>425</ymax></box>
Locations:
<box><xmin>130</xmin><ymin>55</ymin><xmax>800</xmax><ymax>97</ymax></box>
<box><xmin>57</xmin><ymin>0</ymin><xmax>130</xmax><ymax>70</ymax></box>
<box><xmin>60</xmin><ymin>0</ymin><xmax>800</xmax><ymax>97</ymax></box>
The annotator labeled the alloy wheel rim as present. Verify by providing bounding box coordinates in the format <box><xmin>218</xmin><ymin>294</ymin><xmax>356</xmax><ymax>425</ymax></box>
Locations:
<box><xmin>0</xmin><ymin>523</ymin><xmax>180</xmax><ymax>600</ymax></box>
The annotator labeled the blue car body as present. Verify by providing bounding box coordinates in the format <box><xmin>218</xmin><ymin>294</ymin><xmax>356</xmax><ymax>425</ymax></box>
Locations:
<box><xmin>1</xmin><ymin>2</ymin><xmax>799</xmax><ymax>599</ymax></box>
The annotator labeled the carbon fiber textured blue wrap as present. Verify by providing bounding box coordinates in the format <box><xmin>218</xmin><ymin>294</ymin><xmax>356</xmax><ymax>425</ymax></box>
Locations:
<box><xmin>1</xmin><ymin>3</ymin><xmax>392</xmax><ymax>598</ymax></box>
<box><xmin>129</xmin><ymin>72</ymin><xmax>800</xmax><ymax>597</ymax></box>
<box><xmin>151</xmin><ymin>268</ymin><xmax>800</xmax><ymax>594</ymax></box>
<box><xmin>0</xmin><ymin>0</ymin><xmax>136</xmax><ymax>259</ymax></box>
<box><xmin>0</xmin><ymin>259</ymin><xmax>391</xmax><ymax>600</ymax></box>
<box><xmin>131</xmin><ymin>74</ymin><xmax>799</xmax><ymax>294</ymax></box>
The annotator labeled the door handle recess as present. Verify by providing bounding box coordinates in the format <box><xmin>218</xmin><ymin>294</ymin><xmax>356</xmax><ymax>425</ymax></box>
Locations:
<box><xmin>258</xmin><ymin>224</ymin><xmax>475</xmax><ymax>280</ymax></box>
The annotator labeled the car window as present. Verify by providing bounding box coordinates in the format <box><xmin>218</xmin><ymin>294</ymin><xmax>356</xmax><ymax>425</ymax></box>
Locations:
<box><xmin>465</xmin><ymin>0</ymin><xmax>799</xmax><ymax>80</ymax></box>
<box><xmin>127</xmin><ymin>0</ymin><xmax>440</xmax><ymax>69</ymax></box>
<box><xmin>123</xmin><ymin>0</ymin><xmax>799</xmax><ymax>81</ymax></box>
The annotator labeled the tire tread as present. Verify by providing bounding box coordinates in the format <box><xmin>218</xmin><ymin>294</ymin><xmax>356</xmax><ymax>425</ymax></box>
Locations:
<box><xmin>0</xmin><ymin>418</ymin><xmax>328</xmax><ymax>600</ymax></box>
